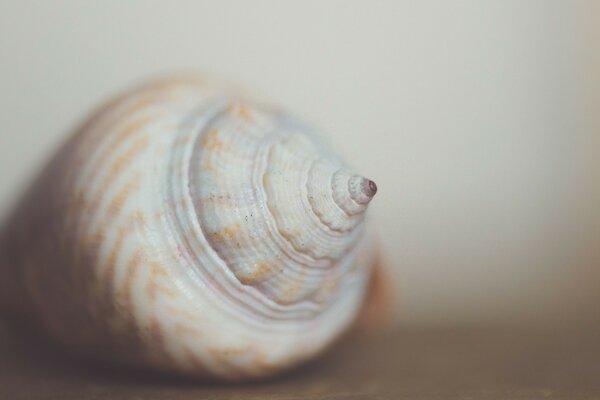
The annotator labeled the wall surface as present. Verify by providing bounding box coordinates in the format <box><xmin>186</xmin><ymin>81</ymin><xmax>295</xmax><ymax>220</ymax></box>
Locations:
<box><xmin>1</xmin><ymin>0</ymin><xmax>598</xmax><ymax>326</ymax></box>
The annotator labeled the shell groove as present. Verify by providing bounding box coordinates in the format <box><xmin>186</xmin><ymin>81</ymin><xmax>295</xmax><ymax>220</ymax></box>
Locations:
<box><xmin>0</xmin><ymin>76</ymin><xmax>378</xmax><ymax>380</ymax></box>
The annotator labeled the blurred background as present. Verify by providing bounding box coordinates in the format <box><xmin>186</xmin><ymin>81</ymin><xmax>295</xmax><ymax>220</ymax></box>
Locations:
<box><xmin>0</xmin><ymin>0</ymin><xmax>598</xmax><ymax>328</ymax></box>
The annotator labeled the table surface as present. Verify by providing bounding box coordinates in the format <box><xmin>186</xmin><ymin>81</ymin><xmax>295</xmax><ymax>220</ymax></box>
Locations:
<box><xmin>1</xmin><ymin>323</ymin><xmax>599</xmax><ymax>400</ymax></box>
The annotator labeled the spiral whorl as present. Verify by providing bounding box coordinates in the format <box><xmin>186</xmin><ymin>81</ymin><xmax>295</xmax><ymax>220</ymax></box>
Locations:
<box><xmin>0</xmin><ymin>77</ymin><xmax>379</xmax><ymax>380</ymax></box>
<box><xmin>188</xmin><ymin>103</ymin><xmax>376</xmax><ymax>308</ymax></box>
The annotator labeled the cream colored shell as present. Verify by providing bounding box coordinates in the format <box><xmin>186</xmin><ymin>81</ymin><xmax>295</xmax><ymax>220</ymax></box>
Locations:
<box><xmin>0</xmin><ymin>76</ymin><xmax>378</xmax><ymax>380</ymax></box>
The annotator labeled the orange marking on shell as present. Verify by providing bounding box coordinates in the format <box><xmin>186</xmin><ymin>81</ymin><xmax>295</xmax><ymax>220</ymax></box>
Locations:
<box><xmin>281</xmin><ymin>272</ymin><xmax>307</xmax><ymax>302</ymax></box>
<box><xmin>202</xmin><ymin>158</ymin><xmax>216</xmax><ymax>172</ymax></box>
<box><xmin>316</xmin><ymin>274</ymin><xmax>338</xmax><ymax>299</ymax></box>
<box><xmin>106</xmin><ymin>177</ymin><xmax>141</xmax><ymax>219</ymax></box>
<box><xmin>130</xmin><ymin>210</ymin><xmax>146</xmax><ymax>225</ymax></box>
<box><xmin>209</xmin><ymin>224</ymin><xmax>242</xmax><ymax>243</ymax></box>
<box><xmin>152</xmin><ymin>198</ymin><xmax>189</xmax><ymax>219</ymax></box>
<box><xmin>206</xmin><ymin>346</ymin><xmax>252</xmax><ymax>375</ymax></box>
<box><xmin>64</xmin><ymin>116</ymin><xmax>154</xmax><ymax>262</ymax></box>
<box><xmin>77</xmin><ymin>152</ymin><xmax>148</xmax><ymax>264</ymax></box>
<box><xmin>223</xmin><ymin>224</ymin><xmax>241</xmax><ymax>238</ymax></box>
<box><xmin>86</xmin><ymin>231</ymin><xmax>106</xmax><ymax>250</ymax></box>
<box><xmin>70</xmin><ymin>100</ymin><xmax>154</xmax><ymax>179</ymax></box>
<box><xmin>230</xmin><ymin>104</ymin><xmax>253</xmax><ymax>121</ymax></box>
<box><xmin>238</xmin><ymin>262</ymin><xmax>273</xmax><ymax>284</ymax></box>
<box><xmin>173</xmin><ymin>322</ymin><xmax>203</xmax><ymax>337</ymax></box>
<box><xmin>145</xmin><ymin>278</ymin><xmax>177</xmax><ymax>301</ymax></box>
<box><xmin>202</xmin><ymin>129</ymin><xmax>223</xmax><ymax>151</ymax></box>
<box><xmin>165</xmin><ymin>305</ymin><xmax>200</xmax><ymax>322</ymax></box>
<box><xmin>98</xmin><ymin>134</ymin><xmax>149</xmax><ymax>198</ymax></box>
<box><xmin>85</xmin><ymin>115</ymin><xmax>152</xmax><ymax>181</ymax></box>
<box><xmin>118</xmin><ymin>249</ymin><xmax>144</xmax><ymax>306</ymax></box>
<box><xmin>150</xmin><ymin>261</ymin><xmax>169</xmax><ymax>277</ymax></box>
<box><xmin>71</xmin><ymin>112</ymin><xmax>162</xmax><ymax>260</ymax></box>
<box><xmin>124</xmin><ymin>97</ymin><xmax>160</xmax><ymax>117</ymax></box>
<box><xmin>98</xmin><ymin>211</ymin><xmax>146</xmax><ymax>285</ymax></box>
<box><xmin>254</xmin><ymin>262</ymin><xmax>273</xmax><ymax>279</ymax></box>
<box><xmin>281</xmin><ymin>284</ymin><xmax>302</xmax><ymax>302</ymax></box>
<box><xmin>101</xmin><ymin>229</ymin><xmax>124</xmax><ymax>277</ymax></box>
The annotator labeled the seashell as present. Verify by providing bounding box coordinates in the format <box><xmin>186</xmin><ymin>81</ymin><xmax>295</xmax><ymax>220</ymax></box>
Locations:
<box><xmin>0</xmin><ymin>76</ymin><xmax>381</xmax><ymax>380</ymax></box>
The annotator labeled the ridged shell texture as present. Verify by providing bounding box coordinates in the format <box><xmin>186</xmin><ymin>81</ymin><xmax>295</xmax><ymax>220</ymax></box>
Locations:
<box><xmin>0</xmin><ymin>77</ymin><xmax>378</xmax><ymax>380</ymax></box>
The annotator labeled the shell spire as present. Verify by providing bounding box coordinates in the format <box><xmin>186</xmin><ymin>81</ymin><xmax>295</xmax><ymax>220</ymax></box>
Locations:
<box><xmin>189</xmin><ymin>103</ymin><xmax>378</xmax><ymax>307</ymax></box>
<box><xmin>334</xmin><ymin>174</ymin><xmax>377</xmax><ymax>215</ymax></box>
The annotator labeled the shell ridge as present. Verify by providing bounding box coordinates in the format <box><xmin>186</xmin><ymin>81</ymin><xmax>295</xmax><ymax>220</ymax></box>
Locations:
<box><xmin>174</xmin><ymin>105</ymin><xmax>325</xmax><ymax>323</ymax></box>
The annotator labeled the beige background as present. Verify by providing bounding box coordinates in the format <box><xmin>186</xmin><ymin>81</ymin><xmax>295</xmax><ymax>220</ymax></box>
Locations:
<box><xmin>0</xmin><ymin>1</ymin><xmax>598</xmax><ymax>326</ymax></box>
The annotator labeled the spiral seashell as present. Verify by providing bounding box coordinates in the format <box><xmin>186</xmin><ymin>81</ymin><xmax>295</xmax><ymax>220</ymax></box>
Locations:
<box><xmin>0</xmin><ymin>76</ymin><xmax>380</xmax><ymax>380</ymax></box>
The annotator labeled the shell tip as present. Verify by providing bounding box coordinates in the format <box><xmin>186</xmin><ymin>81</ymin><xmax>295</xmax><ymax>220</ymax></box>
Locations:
<box><xmin>366</xmin><ymin>179</ymin><xmax>378</xmax><ymax>197</ymax></box>
<box><xmin>350</xmin><ymin>176</ymin><xmax>378</xmax><ymax>205</ymax></box>
<box><xmin>359</xmin><ymin>178</ymin><xmax>377</xmax><ymax>201</ymax></box>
